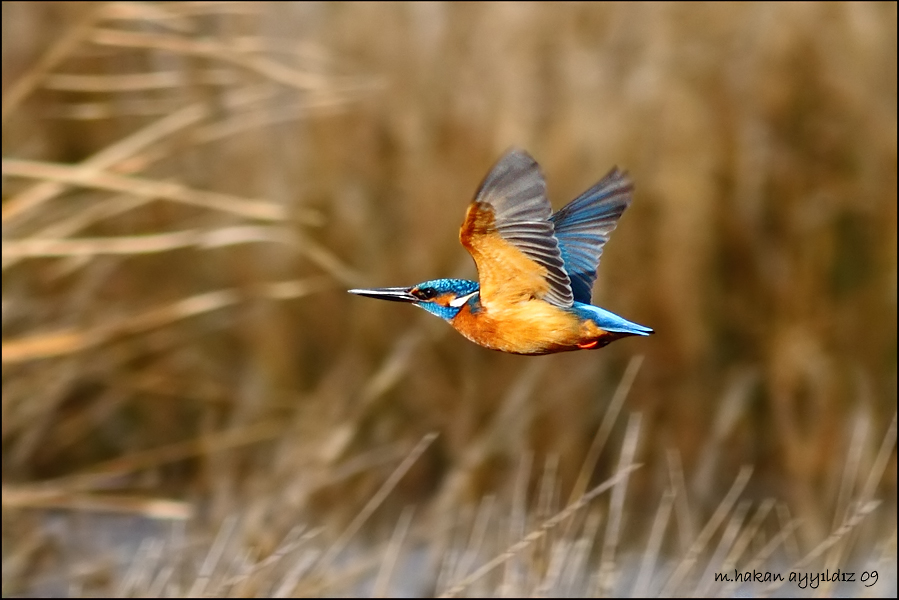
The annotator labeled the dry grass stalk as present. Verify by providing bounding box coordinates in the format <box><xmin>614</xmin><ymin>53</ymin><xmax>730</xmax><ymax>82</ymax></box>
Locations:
<box><xmin>438</xmin><ymin>463</ymin><xmax>642</xmax><ymax>598</ymax></box>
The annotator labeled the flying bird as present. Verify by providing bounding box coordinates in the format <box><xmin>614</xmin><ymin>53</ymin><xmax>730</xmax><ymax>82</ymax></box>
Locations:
<box><xmin>349</xmin><ymin>150</ymin><xmax>653</xmax><ymax>355</ymax></box>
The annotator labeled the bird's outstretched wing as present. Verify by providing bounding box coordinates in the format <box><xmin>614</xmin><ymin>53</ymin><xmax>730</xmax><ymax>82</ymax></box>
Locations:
<box><xmin>459</xmin><ymin>150</ymin><xmax>573</xmax><ymax>308</ymax></box>
<box><xmin>549</xmin><ymin>168</ymin><xmax>633</xmax><ymax>304</ymax></box>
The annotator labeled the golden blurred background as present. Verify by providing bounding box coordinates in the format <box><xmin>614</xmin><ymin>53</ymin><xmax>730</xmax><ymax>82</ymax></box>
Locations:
<box><xmin>2</xmin><ymin>2</ymin><xmax>896</xmax><ymax>596</ymax></box>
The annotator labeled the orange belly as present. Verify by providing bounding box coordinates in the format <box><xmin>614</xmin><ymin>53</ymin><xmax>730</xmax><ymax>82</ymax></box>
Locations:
<box><xmin>451</xmin><ymin>300</ymin><xmax>618</xmax><ymax>355</ymax></box>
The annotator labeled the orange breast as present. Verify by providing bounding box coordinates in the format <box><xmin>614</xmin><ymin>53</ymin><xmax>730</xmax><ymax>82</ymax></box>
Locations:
<box><xmin>451</xmin><ymin>300</ymin><xmax>619</xmax><ymax>355</ymax></box>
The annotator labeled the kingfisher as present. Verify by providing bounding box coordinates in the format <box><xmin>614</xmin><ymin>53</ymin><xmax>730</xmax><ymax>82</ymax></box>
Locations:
<box><xmin>349</xmin><ymin>149</ymin><xmax>653</xmax><ymax>355</ymax></box>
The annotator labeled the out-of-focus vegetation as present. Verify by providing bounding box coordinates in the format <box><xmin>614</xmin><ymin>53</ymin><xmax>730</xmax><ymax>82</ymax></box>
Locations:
<box><xmin>2</xmin><ymin>2</ymin><xmax>895</xmax><ymax>596</ymax></box>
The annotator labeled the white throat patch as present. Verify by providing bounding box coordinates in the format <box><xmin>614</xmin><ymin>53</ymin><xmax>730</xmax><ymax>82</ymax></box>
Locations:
<box><xmin>449</xmin><ymin>291</ymin><xmax>478</xmax><ymax>308</ymax></box>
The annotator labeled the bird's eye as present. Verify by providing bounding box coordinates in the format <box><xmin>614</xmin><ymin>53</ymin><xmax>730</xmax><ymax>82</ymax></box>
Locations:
<box><xmin>413</xmin><ymin>288</ymin><xmax>438</xmax><ymax>300</ymax></box>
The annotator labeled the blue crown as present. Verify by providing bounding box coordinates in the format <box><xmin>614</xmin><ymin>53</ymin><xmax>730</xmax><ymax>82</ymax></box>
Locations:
<box><xmin>412</xmin><ymin>278</ymin><xmax>480</xmax><ymax>320</ymax></box>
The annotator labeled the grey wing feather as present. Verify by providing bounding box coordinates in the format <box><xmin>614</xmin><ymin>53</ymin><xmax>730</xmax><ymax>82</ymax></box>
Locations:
<box><xmin>474</xmin><ymin>150</ymin><xmax>574</xmax><ymax>307</ymax></box>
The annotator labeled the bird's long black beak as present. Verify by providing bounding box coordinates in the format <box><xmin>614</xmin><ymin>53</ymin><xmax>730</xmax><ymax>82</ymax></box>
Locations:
<box><xmin>348</xmin><ymin>286</ymin><xmax>418</xmax><ymax>303</ymax></box>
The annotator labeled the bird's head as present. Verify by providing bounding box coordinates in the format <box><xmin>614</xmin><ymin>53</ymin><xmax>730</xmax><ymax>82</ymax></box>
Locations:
<box><xmin>349</xmin><ymin>278</ymin><xmax>480</xmax><ymax>320</ymax></box>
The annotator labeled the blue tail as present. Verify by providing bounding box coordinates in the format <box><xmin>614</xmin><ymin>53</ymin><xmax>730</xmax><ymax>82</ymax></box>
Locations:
<box><xmin>572</xmin><ymin>302</ymin><xmax>654</xmax><ymax>336</ymax></box>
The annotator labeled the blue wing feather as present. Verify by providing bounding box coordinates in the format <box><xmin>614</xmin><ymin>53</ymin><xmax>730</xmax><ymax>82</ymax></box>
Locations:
<box><xmin>549</xmin><ymin>168</ymin><xmax>633</xmax><ymax>304</ymax></box>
